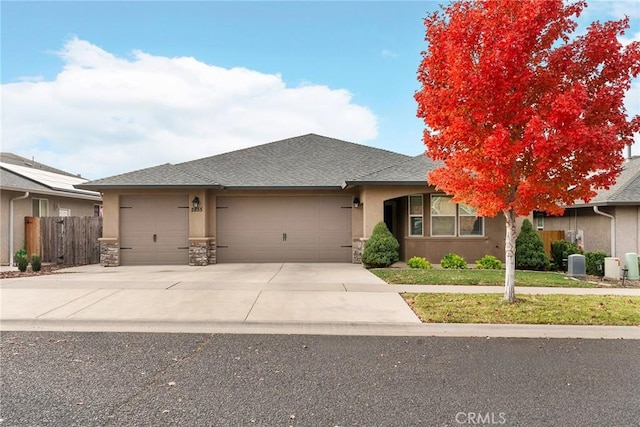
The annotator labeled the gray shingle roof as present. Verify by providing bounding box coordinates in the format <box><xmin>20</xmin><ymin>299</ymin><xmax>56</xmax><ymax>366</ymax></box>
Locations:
<box><xmin>1</xmin><ymin>168</ymin><xmax>52</xmax><ymax>192</ymax></box>
<box><xmin>79</xmin><ymin>163</ymin><xmax>217</xmax><ymax>188</ymax></box>
<box><xmin>80</xmin><ymin>134</ymin><xmax>413</xmax><ymax>189</ymax></box>
<box><xmin>343</xmin><ymin>154</ymin><xmax>442</xmax><ymax>187</ymax></box>
<box><xmin>573</xmin><ymin>157</ymin><xmax>640</xmax><ymax>206</ymax></box>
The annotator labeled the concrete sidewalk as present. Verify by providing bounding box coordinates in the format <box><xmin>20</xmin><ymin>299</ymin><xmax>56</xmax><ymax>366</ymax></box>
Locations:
<box><xmin>1</xmin><ymin>264</ymin><xmax>638</xmax><ymax>339</ymax></box>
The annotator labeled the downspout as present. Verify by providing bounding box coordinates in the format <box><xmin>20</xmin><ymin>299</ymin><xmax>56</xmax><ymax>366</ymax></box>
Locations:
<box><xmin>593</xmin><ymin>206</ymin><xmax>615</xmax><ymax>257</ymax></box>
<box><xmin>9</xmin><ymin>192</ymin><xmax>30</xmax><ymax>266</ymax></box>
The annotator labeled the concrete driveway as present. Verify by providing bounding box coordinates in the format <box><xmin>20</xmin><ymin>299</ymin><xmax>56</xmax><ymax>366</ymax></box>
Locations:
<box><xmin>0</xmin><ymin>263</ymin><xmax>420</xmax><ymax>329</ymax></box>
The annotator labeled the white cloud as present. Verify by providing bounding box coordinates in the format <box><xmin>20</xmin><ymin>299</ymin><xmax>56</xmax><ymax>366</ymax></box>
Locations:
<box><xmin>1</xmin><ymin>37</ymin><xmax>378</xmax><ymax>179</ymax></box>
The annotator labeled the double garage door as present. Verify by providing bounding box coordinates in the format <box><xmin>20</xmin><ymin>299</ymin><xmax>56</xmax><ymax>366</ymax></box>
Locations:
<box><xmin>216</xmin><ymin>196</ymin><xmax>352</xmax><ymax>263</ymax></box>
<box><xmin>119</xmin><ymin>194</ymin><xmax>352</xmax><ymax>264</ymax></box>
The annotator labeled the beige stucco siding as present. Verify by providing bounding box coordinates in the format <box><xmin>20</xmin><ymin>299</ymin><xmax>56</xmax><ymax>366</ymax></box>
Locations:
<box><xmin>542</xmin><ymin>206</ymin><xmax>640</xmax><ymax>257</ymax></box>
<box><xmin>359</xmin><ymin>185</ymin><xmax>433</xmax><ymax>237</ymax></box>
<box><xmin>615</xmin><ymin>206</ymin><xmax>640</xmax><ymax>256</ymax></box>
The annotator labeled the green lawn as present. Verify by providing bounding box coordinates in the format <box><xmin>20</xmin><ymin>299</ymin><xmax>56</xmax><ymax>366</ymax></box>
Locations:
<box><xmin>372</xmin><ymin>268</ymin><xmax>599</xmax><ymax>288</ymax></box>
<box><xmin>403</xmin><ymin>293</ymin><xmax>640</xmax><ymax>325</ymax></box>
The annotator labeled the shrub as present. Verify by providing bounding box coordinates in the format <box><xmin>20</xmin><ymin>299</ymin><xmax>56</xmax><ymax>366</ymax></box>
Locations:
<box><xmin>362</xmin><ymin>222</ymin><xmax>399</xmax><ymax>268</ymax></box>
<box><xmin>15</xmin><ymin>249</ymin><xmax>28</xmax><ymax>272</ymax></box>
<box><xmin>31</xmin><ymin>255</ymin><xmax>42</xmax><ymax>272</ymax></box>
<box><xmin>407</xmin><ymin>256</ymin><xmax>432</xmax><ymax>269</ymax></box>
<box><xmin>17</xmin><ymin>257</ymin><xmax>29</xmax><ymax>272</ymax></box>
<box><xmin>584</xmin><ymin>251</ymin><xmax>607</xmax><ymax>276</ymax></box>
<box><xmin>441</xmin><ymin>253</ymin><xmax>467</xmax><ymax>269</ymax></box>
<box><xmin>475</xmin><ymin>255</ymin><xmax>504</xmax><ymax>270</ymax></box>
<box><xmin>515</xmin><ymin>219</ymin><xmax>549</xmax><ymax>271</ymax></box>
<box><xmin>550</xmin><ymin>240</ymin><xmax>582</xmax><ymax>271</ymax></box>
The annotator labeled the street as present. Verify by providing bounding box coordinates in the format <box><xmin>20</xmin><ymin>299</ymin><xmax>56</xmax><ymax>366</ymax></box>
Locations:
<box><xmin>1</xmin><ymin>332</ymin><xmax>638</xmax><ymax>426</ymax></box>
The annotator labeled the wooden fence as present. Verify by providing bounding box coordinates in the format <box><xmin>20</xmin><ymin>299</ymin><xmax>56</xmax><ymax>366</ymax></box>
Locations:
<box><xmin>25</xmin><ymin>216</ymin><xmax>103</xmax><ymax>265</ymax></box>
<box><xmin>537</xmin><ymin>230</ymin><xmax>566</xmax><ymax>258</ymax></box>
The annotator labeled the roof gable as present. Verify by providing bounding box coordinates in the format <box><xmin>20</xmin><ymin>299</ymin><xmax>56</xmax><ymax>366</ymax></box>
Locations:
<box><xmin>343</xmin><ymin>154</ymin><xmax>441</xmax><ymax>186</ymax></box>
<box><xmin>81</xmin><ymin>134</ymin><xmax>412</xmax><ymax>189</ymax></box>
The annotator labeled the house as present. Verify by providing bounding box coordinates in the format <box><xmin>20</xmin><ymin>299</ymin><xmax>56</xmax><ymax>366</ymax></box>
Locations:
<box><xmin>540</xmin><ymin>156</ymin><xmax>640</xmax><ymax>258</ymax></box>
<box><xmin>1</xmin><ymin>153</ymin><xmax>103</xmax><ymax>265</ymax></box>
<box><xmin>78</xmin><ymin>134</ymin><xmax>508</xmax><ymax>266</ymax></box>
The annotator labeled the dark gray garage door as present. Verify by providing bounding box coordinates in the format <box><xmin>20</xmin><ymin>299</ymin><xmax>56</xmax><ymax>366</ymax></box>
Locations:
<box><xmin>216</xmin><ymin>196</ymin><xmax>352</xmax><ymax>263</ymax></box>
<box><xmin>119</xmin><ymin>194</ymin><xmax>189</xmax><ymax>265</ymax></box>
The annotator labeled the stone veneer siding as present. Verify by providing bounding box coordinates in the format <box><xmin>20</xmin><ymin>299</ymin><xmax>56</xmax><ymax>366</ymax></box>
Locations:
<box><xmin>208</xmin><ymin>237</ymin><xmax>216</xmax><ymax>264</ymax></box>
<box><xmin>352</xmin><ymin>238</ymin><xmax>367</xmax><ymax>264</ymax></box>
<box><xmin>100</xmin><ymin>240</ymin><xmax>120</xmax><ymax>267</ymax></box>
<box><xmin>189</xmin><ymin>238</ymin><xmax>216</xmax><ymax>266</ymax></box>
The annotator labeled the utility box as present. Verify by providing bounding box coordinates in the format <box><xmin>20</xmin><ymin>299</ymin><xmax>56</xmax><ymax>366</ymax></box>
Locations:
<box><xmin>624</xmin><ymin>253</ymin><xmax>639</xmax><ymax>280</ymax></box>
<box><xmin>567</xmin><ymin>254</ymin><xmax>586</xmax><ymax>278</ymax></box>
<box><xmin>604</xmin><ymin>257</ymin><xmax>621</xmax><ymax>280</ymax></box>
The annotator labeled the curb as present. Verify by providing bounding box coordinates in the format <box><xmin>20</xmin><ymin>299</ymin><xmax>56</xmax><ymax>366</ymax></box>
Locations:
<box><xmin>1</xmin><ymin>319</ymin><xmax>638</xmax><ymax>339</ymax></box>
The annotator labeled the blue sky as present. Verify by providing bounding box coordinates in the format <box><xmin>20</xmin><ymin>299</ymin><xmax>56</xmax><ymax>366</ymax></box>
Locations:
<box><xmin>2</xmin><ymin>1</ymin><xmax>639</xmax><ymax>179</ymax></box>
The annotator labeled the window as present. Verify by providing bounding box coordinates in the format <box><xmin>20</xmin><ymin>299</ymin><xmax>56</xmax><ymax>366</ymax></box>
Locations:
<box><xmin>408</xmin><ymin>195</ymin><xmax>423</xmax><ymax>236</ymax></box>
<box><xmin>431</xmin><ymin>195</ymin><xmax>456</xmax><ymax>236</ymax></box>
<box><xmin>58</xmin><ymin>208</ymin><xmax>71</xmax><ymax>217</ymax></box>
<box><xmin>431</xmin><ymin>195</ymin><xmax>484</xmax><ymax>237</ymax></box>
<box><xmin>32</xmin><ymin>199</ymin><xmax>48</xmax><ymax>217</ymax></box>
<box><xmin>459</xmin><ymin>203</ymin><xmax>483</xmax><ymax>236</ymax></box>
<box><xmin>535</xmin><ymin>212</ymin><xmax>544</xmax><ymax>230</ymax></box>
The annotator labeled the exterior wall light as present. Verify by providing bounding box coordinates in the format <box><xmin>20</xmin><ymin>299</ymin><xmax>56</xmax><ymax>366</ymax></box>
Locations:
<box><xmin>353</xmin><ymin>197</ymin><xmax>360</xmax><ymax>208</ymax></box>
<box><xmin>191</xmin><ymin>196</ymin><xmax>202</xmax><ymax>212</ymax></box>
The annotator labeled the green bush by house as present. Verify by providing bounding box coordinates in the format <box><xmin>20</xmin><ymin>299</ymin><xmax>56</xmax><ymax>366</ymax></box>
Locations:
<box><xmin>550</xmin><ymin>240</ymin><xmax>582</xmax><ymax>271</ymax></box>
<box><xmin>441</xmin><ymin>253</ymin><xmax>467</xmax><ymax>269</ymax></box>
<box><xmin>30</xmin><ymin>255</ymin><xmax>42</xmax><ymax>272</ymax></box>
<box><xmin>362</xmin><ymin>222</ymin><xmax>399</xmax><ymax>268</ymax></box>
<box><xmin>407</xmin><ymin>256</ymin><xmax>432</xmax><ymax>269</ymax></box>
<box><xmin>515</xmin><ymin>219</ymin><xmax>549</xmax><ymax>271</ymax></box>
<box><xmin>475</xmin><ymin>255</ymin><xmax>504</xmax><ymax>270</ymax></box>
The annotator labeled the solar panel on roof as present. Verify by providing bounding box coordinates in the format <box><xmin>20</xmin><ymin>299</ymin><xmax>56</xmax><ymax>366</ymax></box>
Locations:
<box><xmin>0</xmin><ymin>162</ymin><xmax>100</xmax><ymax>197</ymax></box>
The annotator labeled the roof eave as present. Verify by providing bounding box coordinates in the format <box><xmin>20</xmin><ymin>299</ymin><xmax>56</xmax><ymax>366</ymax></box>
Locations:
<box><xmin>220</xmin><ymin>185</ymin><xmax>344</xmax><ymax>191</ymax></box>
<box><xmin>1</xmin><ymin>184</ymin><xmax>102</xmax><ymax>201</ymax></box>
<box><xmin>342</xmin><ymin>180</ymin><xmax>431</xmax><ymax>188</ymax></box>
<box><xmin>76</xmin><ymin>184</ymin><xmax>222</xmax><ymax>190</ymax></box>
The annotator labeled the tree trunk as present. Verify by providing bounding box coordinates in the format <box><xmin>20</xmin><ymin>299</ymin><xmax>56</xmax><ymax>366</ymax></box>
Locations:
<box><xmin>503</xmin><ymin>209</ymin><xmax>517</xmax><ymax>303</ymax></box>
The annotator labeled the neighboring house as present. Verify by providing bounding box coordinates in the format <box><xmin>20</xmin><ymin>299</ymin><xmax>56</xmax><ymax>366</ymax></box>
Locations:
<box><xmin>541</xmin><ymin>156</ymin><xmax>640</xmax><ymax>258</ymax></box>
<box><xmin>78</xmin><ymin>134</ymin><xmax>510</xmax><ymax>266</ymax></box>
<box><xmin>1</xmin><ymin>153</ymin><xmax>102</xmax><ymax>265</ymax></box>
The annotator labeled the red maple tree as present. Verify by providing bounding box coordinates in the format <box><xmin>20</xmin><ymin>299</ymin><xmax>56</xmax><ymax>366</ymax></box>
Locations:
<box><xmin>415</xmin><ymin>0</ymin><xmax>640</xmax><ymax>301</ymax></box>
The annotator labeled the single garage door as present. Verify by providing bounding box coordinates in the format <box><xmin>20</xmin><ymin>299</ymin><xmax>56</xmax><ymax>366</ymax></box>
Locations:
<box><xmin>120</xmin><ymin>194</ymin><xmax>189</xmax><ymax>265</ymax></box>
<box><xmin>216</xmin><ymin>196</ymin><xmax>352</xmax><ymax>263</ymax></box>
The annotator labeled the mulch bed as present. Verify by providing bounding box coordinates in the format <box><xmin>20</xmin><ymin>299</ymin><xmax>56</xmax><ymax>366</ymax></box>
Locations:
<box><xmin>0</xmin><ymin>264</ymin><xmax>72</xmax><ymax>280</ymax></box>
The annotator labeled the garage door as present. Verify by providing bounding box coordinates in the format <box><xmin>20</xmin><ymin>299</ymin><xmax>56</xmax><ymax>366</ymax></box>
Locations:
<box><xmin>216</xmin><ymin>196</ymin><xmax>352</xmax><ymax>263</ymax></box>
<box><xmin>120</xmin><ymin>194</ymin><xmax>189</xmax><ymax>265</ymax></box>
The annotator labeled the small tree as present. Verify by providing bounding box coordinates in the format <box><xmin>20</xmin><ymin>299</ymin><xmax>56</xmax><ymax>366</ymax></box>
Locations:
<box><xmin>515</xmin><ymin>220</ymin><xmax>549</xmax><ymax>271</ymax></box>
<box><xmin>415</xmin><ymin>0</ymin><xmax>640</xmax><ymax>301</ymax></box>
<box><xmin>362</xmin><ymin>222</ymin><xmax>399</xmax><ymax>268</ymax></box>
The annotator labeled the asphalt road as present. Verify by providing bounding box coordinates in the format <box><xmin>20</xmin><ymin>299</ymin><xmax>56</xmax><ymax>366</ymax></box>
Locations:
<box><xmin>1</xmin><ymin>332</ymin><xmax>638</xmax><ymax>426</ymax></box>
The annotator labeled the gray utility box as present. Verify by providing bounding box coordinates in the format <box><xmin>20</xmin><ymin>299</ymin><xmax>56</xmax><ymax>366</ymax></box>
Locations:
<box><xmin>568</xmin><ymin>254</ymin><xmax>586</xmax><ymax>278</ymax></box>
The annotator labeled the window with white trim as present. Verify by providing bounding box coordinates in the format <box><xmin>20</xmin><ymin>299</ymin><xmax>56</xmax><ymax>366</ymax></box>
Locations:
<box><xmin>430</xmin><ymin>195</ymin><xmax>484</xmax><ymax>237</ymax></box>
<box><xmin>32</xmin><ymin>199</ymin><xmax>49</xmax><ymax>217</ymax></box>
<box><xmin>459</xmin><ymin>203</ymin><xmax>484</xmax><ymax>236</ymax></box>
<box><xmin>430</xmin><ymin>195</ymin><xmax>456</xmax><ymax>236</ymax></box>
<box><xmin>535</xmin><ymin>212</ymin><xmax>544</xmax><ymax>230</ymax></box>
<box><xmin>408</xmin><ymin>195</ymin><xmax>423</xmax><ymax>236</ymax></box>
